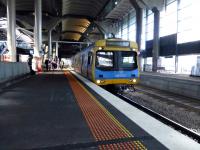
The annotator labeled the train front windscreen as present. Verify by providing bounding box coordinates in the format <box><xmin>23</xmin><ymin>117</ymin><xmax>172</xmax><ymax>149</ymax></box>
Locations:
<box><xmin>96</xmin><ymin>51</ymin><xmax>137</xmax><ymax>70</ymax></box>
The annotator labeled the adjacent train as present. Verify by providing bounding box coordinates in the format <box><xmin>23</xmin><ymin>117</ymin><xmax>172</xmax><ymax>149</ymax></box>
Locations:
<box><xmin>72</xmin><ymin>38</ymin><xmax>139</xmax><ymax>88</ymax></box>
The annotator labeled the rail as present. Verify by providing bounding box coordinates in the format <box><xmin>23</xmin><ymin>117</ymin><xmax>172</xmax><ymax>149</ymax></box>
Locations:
<box><xmin>116</xmin><ymin>93</ymin><xmax>200</xmax><ymax>143</ymax></box>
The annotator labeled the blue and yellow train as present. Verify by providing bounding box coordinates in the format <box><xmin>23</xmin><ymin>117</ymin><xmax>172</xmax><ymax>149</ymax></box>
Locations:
<box><xmin>72</xmin><ymin>38</ymin><xmax>139</xmax><ymax>88</ymax></box>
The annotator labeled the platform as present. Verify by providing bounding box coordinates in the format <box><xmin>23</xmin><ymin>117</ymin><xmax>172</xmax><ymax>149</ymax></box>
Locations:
<box><xmin>140</xmin><ymin>71</ymin><xmax>200</xmax><ymax>100</ymax></box>
<box><xmin>0</xmin><ymin>71</ymin><xmax>199</xmax><ymax>150</ymax></box>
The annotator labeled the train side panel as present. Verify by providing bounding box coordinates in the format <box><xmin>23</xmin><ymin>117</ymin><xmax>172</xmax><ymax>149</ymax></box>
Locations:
<box><xmin>72</xmin><ymin>46</ymin><xmax>95</xmax><ymax>82</ymax></box>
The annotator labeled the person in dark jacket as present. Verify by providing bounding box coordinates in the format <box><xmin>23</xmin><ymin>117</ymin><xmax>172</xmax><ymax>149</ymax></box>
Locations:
<box><xmin>45</xmin><ymin>59</ymin><xmax>49</xmax><ymax>71</ymax></box>
<box><xmin>28</xmin><ymin>54</ymin><xmax>35</xmax><ymax>75</ymax></box>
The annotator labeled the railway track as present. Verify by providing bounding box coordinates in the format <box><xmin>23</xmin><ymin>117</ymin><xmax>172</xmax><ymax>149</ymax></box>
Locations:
<box><xmin>135</xmin><ymin>86</ymin><xmax>200</xmax><ymax>113</ymax></box>
<box><xmin>114</xmin><ymin>92</ymin><xmax>200</xmax><ymax>143</ymax></box>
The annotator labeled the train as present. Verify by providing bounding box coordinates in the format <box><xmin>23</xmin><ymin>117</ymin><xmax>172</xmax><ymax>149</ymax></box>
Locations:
<box><xmin>72</xmin><ymin>38</ymin><xmax>139</xmax><ymax>90</ymax></box>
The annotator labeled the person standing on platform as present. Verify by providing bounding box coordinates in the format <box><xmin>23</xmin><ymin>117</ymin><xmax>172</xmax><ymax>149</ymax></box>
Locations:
<box><xmin>45</xmin><ymin>59</ymin><xmax>49</xmax><ymax>71</ymax></box>
<box><xmin>60</xmin><ymin>60</ymin><xmax>64</xmax><ymax>70</ymax></box>
<box><xmin>28</xmin><ymin>54</ymin><xmax>35</xmax><ymax>75</ymax></box>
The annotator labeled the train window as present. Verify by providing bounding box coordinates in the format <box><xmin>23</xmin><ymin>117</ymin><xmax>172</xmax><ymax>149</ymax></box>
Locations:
<box><xmin>96</xmin><ymin>51</ymin><xmax>114</xmax><ymax>68</ymax></box>
<box><xmin>118</xmin><ymin>51</ymin><xmax>137</xmax><ymax>69</ymax></box>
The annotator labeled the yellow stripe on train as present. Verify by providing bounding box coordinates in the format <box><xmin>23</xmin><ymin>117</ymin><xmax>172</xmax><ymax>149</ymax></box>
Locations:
<box><xmin>95</xmin><ymin>78</ymin><xmax>139</xmax><ymax>85</ymax></box>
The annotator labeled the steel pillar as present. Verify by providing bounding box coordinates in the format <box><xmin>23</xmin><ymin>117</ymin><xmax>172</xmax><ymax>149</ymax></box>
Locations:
<box><xmin>136</xmin><ymin>9</ymin><xmax>143</xmax><ymax>51</ymax></box>
<box><xmin>34</xmin><ymin>0</ymin><xmax>42</xmax><ymax>57</ymax></box>
<box><xmin>152</xmin><ymin>7</ymin><xmax>160</xmax><ymax>72</ymax></box>
<box><xmin>48</xmin><ymin>30</ymin><xmax>52</xmax><ymax>59</ymax></box>
<box><xmin>7</xmin><ymin>0</ymin><xmax>16</xmax><ymax>62</ymax></box>
<box><xmin>129</xmin><ymin>0</ymin><xmax>143</xmax><ymax>50</ymax></box>
<box><xmin>56</xmin><ymin>42</ymin><xmax>58</xmax><ymax>58</ymax></box>
<box><xmin>129</xmin><ymin>0</ymin><xmax>143</xmax><ymax>70</ymax></box>
<box><xmin>175</xmin><ymin>0</ymin><xmax>180</xmax><ymax>73</ymax></box>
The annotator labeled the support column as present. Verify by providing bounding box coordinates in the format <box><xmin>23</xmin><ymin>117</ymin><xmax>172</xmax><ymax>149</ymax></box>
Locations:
<box><xmin>7</xmin><ymin>0</ymin><xmax>16</xmax><ymax>62</ymax></box>
<box><xmin>129</xmin><ymin>0</ymin><xmax>143</xmax><ymax>69</ymax></box>
<box><xmin>175</xmin><ymin>55</ymin><xmax>178</xmax><ymax>73</ymax></box>
<box><xmin>152</xmin><ymin>7</ymin><xmax>160</xmax><ymax>72</ymax></box>
<box><xmin>48</xmin><ymin>30</ymin><xmax>52</xmax><ymax>59</ymax></box>
<box><xmin>143</xmin><ymin>9</ymin><xmax>148</xmax><ymax>71</ymax></box>
<box><xmin>175</xmin><ymin>0</ymin><xmax>180</xmax><ymax>73</ymax></box>
<box><xmin>121</xmin><ymin>21</ymin><xmax>123</xmax><ymax>38</ymax></box>
<box><xmin>56</xmin><ymin>42</ymin><xmax>58</xmax><ymax>58</ymax></box>
<box><xmin>136</xmin><ymin>9</ymin><xmax>143</xmax><ymax>51</ymax></box>
<box><xmin>34</xmin><ymin>0</ymin><xmax>42</xmax><ymax>57</ymax></box>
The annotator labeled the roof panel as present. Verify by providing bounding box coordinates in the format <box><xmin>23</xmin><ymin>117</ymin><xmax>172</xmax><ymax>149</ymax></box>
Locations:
<box><xmin>62</xmin><ymin>0</ymin><xmax>109</xmax><ymax>41</ymax></box>
<box><xmin>62</xmin><ymin>18</ymin><xmax>90</xmax><ymax>33</ymax></box>
<box><xmin>62</xmin><ymin>0</ymin><xmax>106</xmax><ymax>17</ymax></box>
<box><xmin>62</xmin><ymin>33</ymin><xmax>81</xmax><ymax>41</ymax></box>
<box><xmin>106</xmin><ymin>0</ymin><xmax>134</xmax><ymax>20</ymax></box>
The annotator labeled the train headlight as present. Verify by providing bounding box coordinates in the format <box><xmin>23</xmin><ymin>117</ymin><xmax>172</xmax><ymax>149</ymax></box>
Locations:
<box><xmin>96</xmin><ymin>80</ymin><xmax>105</xmax><ymax>84</ymax></box>
<box><xmin>98</xmin><ymin>47</ymin><xmax>102</xmax><ymax>50</ymax></box>
<box><xmin>130</xmin><ymin>79</ymin><xmax>137</xmax><ymax>83</ymax></box>
<box><xmin>96</xmin><ymin>80</ymin><xmax>101</xmax><ymax>84</ymax></box>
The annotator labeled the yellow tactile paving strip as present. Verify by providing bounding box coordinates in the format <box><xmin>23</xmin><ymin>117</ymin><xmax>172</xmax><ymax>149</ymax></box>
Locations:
<box><xmin>65</xmin><ymin>71</ymin><xmax>147</xmax><ymax>150</ymax></box>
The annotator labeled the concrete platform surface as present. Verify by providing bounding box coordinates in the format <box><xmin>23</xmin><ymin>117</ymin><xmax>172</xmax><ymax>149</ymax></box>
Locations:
<box><xmin>0</xmin><ymin>72</ymin><xmax>94</xmax><ymax>150</ymax></box>
<box><xmin>1</xmin><ymin>71</ymin><xmax>199</xmax><ymax>150</ymax></box>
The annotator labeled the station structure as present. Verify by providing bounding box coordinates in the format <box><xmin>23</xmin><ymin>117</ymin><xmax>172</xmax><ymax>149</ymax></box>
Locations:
<box><xmin>0</xmin><ymin>0</ymin><xmax>200</xmax><ymax>149</ymax></box>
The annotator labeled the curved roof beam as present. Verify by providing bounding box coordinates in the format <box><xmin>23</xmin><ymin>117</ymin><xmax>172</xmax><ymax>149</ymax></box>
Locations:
<box><xmin>62</xmin><ymin>30</ymin><xmax>83</xmax><ymax>35</ymax></box>
<box><xmin>50</xmin><ymin>14</ymin><xmax>93</xmax><ymax>31</ymax></box>
<box><xmin>61</xmin><ymin>14</ymin><xmax>93</xmax><ymax>21</ymax></box>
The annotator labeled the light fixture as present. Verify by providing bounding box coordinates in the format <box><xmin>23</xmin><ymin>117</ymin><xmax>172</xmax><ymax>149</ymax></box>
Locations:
<box><xmin>115</xmin><ymin>1</ymin><xmax>118</xmax><ymax>5</ymax></box>
<box><xmin>96</xmin><ymin>80</ymin><xmax>101</xmax><ymax>84</ymax></box>
<box><xmin>130</xmin><ymin>79</ymin><xmax>137</xmax><ymax>83</ymax></box>
<box><xmin>98</xmin><ymin>47</ymin><xmax>102</xmax><ymax>50</ymax></box>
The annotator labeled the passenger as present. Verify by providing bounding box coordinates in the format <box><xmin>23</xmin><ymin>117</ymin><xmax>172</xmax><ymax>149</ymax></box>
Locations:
<box><xmin>52</xmin><ymin>59</ymin><xmax>57</xmax><ymax>71</ymax></box>
<box><xmin>28</xmin><ymin>54</ymin><xmax>35</xmax><ymax>75</ymax></box>
<box><xmin>60</xmin><ymin>60</ymin><xmax>64</xmax><ymax>70</ymax></box>
<box><xmin>44</xmin><ymin>59</ymin><xmax>49</xmax><ymax>71</ymax></box>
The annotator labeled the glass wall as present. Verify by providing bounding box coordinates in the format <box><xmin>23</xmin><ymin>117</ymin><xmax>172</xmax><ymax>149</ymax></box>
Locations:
<box><xmin>144</xmin><ymin>0</ymin><xmax>200</xmax><ymax>74</ymax></box>
<box><xmin>114</xmin><ymin>9</ymin><xmax>141</xmax><ymax>48</ymax></box>
<box><xmin>146</xmin><ymin>10</ymin><xmax>154</xmax><ymax>41</ymax></box>
<box><xmin>160</xmin><ymin>0</ymin><xmax>177</xmax><ymax>37</ymax></box>
<box><xmin>141</xmin><ymin>9</ymin><xmax>146</xmax><ymax>50</ymax></box>
<box><xmin>159</xmin><ymin>56</ymin><xmax>176</xmax><ymax>73</ymax></box>
<box><xmin>122</xmin><ymin>14</ymin><xmax>128</xmax><ymax>40</ymax></box>
<box><xmin>177</xmin><ymin>0</ymin><xmax>200</xmax><ymax>43</ymax></box>
<box><xmin>128</xmin><ymin>10</ymin><xmax>136</xmax><ymax>41</ymax></box>
<box><xmin>113</xmin><ymin>0</ymin><xmax>200</xmax><ymax>74</ymax></box>
<box><xmin>178</xmin><ymin>54</ymin><xmax>200</xmax><ymax>74</ymax></box>
<box><xmin>115</xmin><ymin>22</ymin><xmax>122</xmax><ymax>38</ymax></box>
<box><xmin>114</xmin><ymin>0</ymin><xmax>200</xmax><ymax>45</ymax></box>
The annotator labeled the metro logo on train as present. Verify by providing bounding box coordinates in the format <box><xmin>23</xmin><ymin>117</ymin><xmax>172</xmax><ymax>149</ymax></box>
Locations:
<box><xmin>72</xmin><ymin>38</ymin><xmax>139</xmax><ymax>87</ymax></box>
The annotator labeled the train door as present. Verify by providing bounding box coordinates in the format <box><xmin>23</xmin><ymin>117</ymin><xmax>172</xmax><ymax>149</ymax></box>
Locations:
<box><xmin>87</xmin><ymin>52</ymin><xmax>93</xmax><ymax>80</ymax></box>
